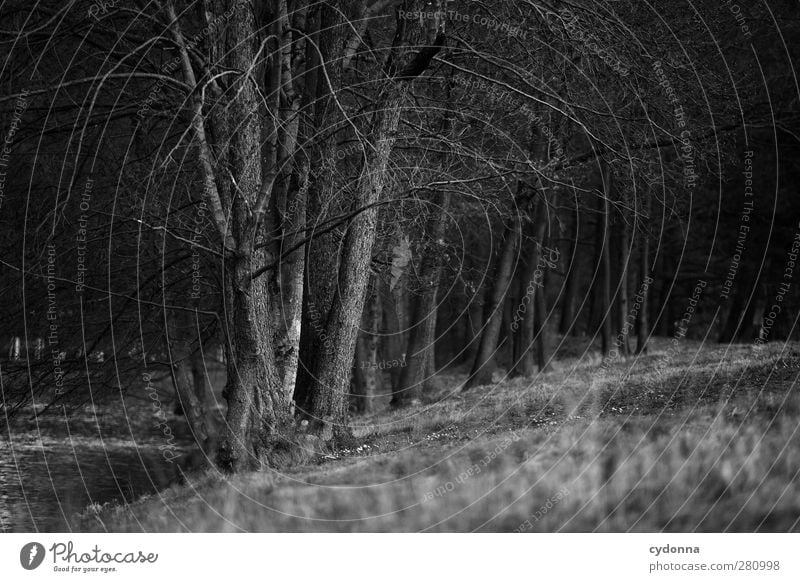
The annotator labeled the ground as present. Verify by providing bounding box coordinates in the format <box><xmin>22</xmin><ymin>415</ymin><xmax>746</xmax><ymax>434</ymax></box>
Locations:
<box><xmin>78</xmin><ymin>339</ymin><xmax>800</xmax><ymax>532</ymax></box>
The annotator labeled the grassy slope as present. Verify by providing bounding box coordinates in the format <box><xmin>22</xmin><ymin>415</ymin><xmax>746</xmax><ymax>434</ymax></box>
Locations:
<box><xmin>79</xmin><ymin>340</ymin><xmax>800</xmax><ymax>532</ymax></box>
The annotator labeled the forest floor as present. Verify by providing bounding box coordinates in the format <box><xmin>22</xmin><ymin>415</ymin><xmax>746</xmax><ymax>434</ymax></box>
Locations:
<box><xmin>78</xmin><ymin>339</ymin><xmax>800</xmax><ymax>532</ymax></box>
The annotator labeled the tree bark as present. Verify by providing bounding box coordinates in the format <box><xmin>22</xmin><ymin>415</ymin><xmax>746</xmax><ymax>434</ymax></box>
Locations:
<box><xmin>501</xmin><ymin>292</ymin><xmax>515</xmax><ymax>367</ymax></box>
<box><xmin>383</xmin><ymin>276</ymin><xmax>408</xmax><ymax>395</ymax></box>
<box><xmin>510</xmin><ymin>269</ymin><xmax>536</xmax><ymax>377</ymax></box>
<box><xmin>166</xmin><ymin>0</ymin><xmax>294</xmax><ymax>472</ymax></box>
<box><xmin>220</xmin><ymin>255</ymin><xmax>290</xmax><ymax>472</ymax></box>
<box><xmin>464</xmin><ymin>290</ymin><xmax>483</xmax><ymax>365</ymax></box>
<box><xmin>636</xmin><ymin>194</ymin><xmax>652</xmax><ymax>354</ymax></box>
<box><xmin>293</xmin><ymin>2</ymin><xmax>350</xmax><ymax>418</ymax></box>
<box><xmin>304</xmin><ymin>87</ymin><xmax>405</xmax><ymax>437</ymax></box>
<box><xmin>533</xmin><ymin>275</ymin><xmax>551</xmax><ymax>372</ymax></box>
<box><xmin>278</xmin><ymin>163</ymin><xmax>308</xmax><ymax>409</ymax></box>
<box><xmin>509</xmin><ymin>270</ymin><xmax>531</xmax><ymax>377</ymax></box>
<box><xmin>510</xmin><ymin>195</ymin><xmax>552</xmax><ymax>376</ymax></box>
<box><xmin>532</xmin><ymin>200</ymin><xmax>553</xmax><ymax>373</ymax></box>
<box><xmin>352</xmin><ymin>275</ymin><xmax>381</xmax><ymax>414</ymax></box>
<box><xmin>464</xmin><ymin>222</ymin><xmax>520</xmax><ymax>390</ymax></box>
<box><xmin>559</xmin><ymin>210</ymin><xmax>580</xmax><ymax>337</ymax></box>
<box><xmin>599</xmin><ymin>162</ymin><xmax>613</xmax><ymax>357</ymax></box>
<box><xmin>616</xmin><ymin>208</ymin><xmax>632</xmax><ymax>357</ymax></box>
<box><xmin>169</xmin><ymin>341</ymin><xmax>211</xmax><ymax>455</ymax></box>
<box><xmin>272</xmin><ymin>3</ymin><xmax>307</xmax><ymax>407</ymax></box>
<box><xmin>298</xmin><ymin>4</ymin><xmax>446</xmax><ymax>437</ymax></box>
<box><xmin>719</xmin><ymin>266</ymin><xmax>764</xmax><ymax>343</ymax></box>
<box><xmin>653</xmin><ymin>252</ymin><xmax>673</xmax><ymax>336</ymax></box>
<box><xmin>393</xmin><ymin>191</ymin><xmax>451</xmax><ymax>407</ymax></box>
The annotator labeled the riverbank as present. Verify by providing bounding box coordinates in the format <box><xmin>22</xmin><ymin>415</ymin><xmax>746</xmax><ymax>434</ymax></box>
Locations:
<box><xmin>74</xmin><ymin>340</ymin><xmax>800</xmax><ymax>531</ymax></box>
<box><xmin>0</xmin><ymin>376</ymin><xmax>199</xmax><ymax>532</ymax></box>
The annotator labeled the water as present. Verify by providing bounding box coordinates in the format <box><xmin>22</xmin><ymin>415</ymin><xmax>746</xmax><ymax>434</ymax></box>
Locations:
<box><xmin>0</xmin><ymin>434</ymin><xmax>181</xmax><ymax>532</ymax></box>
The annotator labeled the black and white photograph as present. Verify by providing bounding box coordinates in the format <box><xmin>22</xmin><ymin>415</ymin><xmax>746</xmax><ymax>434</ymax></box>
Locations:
<box><xmin>0</xmin><ymin>0</ymin><xmax>799</xmax><ymax>578</ymax></box>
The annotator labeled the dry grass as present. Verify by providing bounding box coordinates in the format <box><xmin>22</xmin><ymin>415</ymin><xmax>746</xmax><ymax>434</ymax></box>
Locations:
<box><xmin>76</xmin><ymin>339</ymin><xmax>800</xmax><ymax>532</ymax></box>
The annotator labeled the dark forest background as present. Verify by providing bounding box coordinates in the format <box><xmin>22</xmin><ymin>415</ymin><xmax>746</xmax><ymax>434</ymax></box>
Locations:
<box><xmin>1</xmin><ymin>0</ymin><xmax>799</xmax><ymax>474</ymax></box>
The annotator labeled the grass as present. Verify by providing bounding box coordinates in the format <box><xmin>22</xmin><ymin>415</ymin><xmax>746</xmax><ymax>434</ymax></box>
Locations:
<box><xmin>76</xmin><ymin>339</ymin><xmax>800</xmax><ymax>532</ymax></box>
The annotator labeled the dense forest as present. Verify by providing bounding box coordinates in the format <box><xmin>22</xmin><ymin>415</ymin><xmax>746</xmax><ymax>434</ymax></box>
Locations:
<box><xmin>1</xmin><ymin>0</ymin><xmax>798</xmax><ymax>484</ymax></box>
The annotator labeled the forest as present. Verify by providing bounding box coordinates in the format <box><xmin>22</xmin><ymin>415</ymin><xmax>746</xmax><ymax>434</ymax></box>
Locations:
<box><xmin>1</xmin><ymin>0</ymin><xmax>799</xmax><ymax>533</ymax></box>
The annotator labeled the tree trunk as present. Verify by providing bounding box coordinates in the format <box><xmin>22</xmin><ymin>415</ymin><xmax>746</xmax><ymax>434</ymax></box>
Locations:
<box><xmin>169</xmin><ymin>342</ymin><xmax>211</xmax><ymax>455</ymax></box>
<box><xmin>501</xmin><ymin>293</ymin><xmax>515</xmax><ymax>367</ymax></box>
<box><xmin>305</xmin><ymin>88</ymin><xmax>406</xmax><ymax>437</ymax></box>
<box><xmin>510</xmin><ymin>272</ymin><xmax>536</xmax><ymax>377</ymax></box>
<box><xmin>510</xmin><ymin>268</ymin><xmax>534</xmax><ymax>377</ymax></box>
<box><xmin>184</xmin><ymin>1</ymin><xmax>293</xmax><ymax>472</ymax></box>
<box><xmin>262</xmin><ymin>1</ymin><xmax>306</xmax><ymax>411</ymax></box>
<box><xmin>616</xmin><ymin>211</ymin><xmax>632</xmax><ymax>357</ymax></box>
<box><xmin>464</xmin><ymin>223</ymin><xmax>520</xmax><ymax>390</ymax></box>
<box><xmin>298</xmin><ymin>5</ymin><xmax>445</xmax><ymax>437</ymax></box>
<box><xmin>559</xmin><ymin>211</ymin><xmax>580</xmax><ymax>337</ymax></box>
<box><xmin>719</xmin><ymin>286</ymin><xmax>746</xmax><ymax>343</ymax></box>
<box><xmin>599</xmin><ymin>163</ymin><xmax>613</xmax><ymax>357</ymax></box>
<box><xmin>654</xmin><ymin>252</ymin><xmax>672</xmax><ymax>336</ymax></box>
<box><xmin>534</xmin><ymin>277</ymin><xmax>551</xmax><ymax>372</ymax></box>
<box><xmin>532</xmin><ymin>200</ymin><xmax>553</xmax><ymax>373</ymax></box>
<box><xmin>279</xmin><ymin>163</ymin><xmax>308</xmax><ymax>408</ymax></box>
<box><xmin>587</xmin><ymin>211</ymin><xmax>603</xmax><ymax>338</ymax></box>
<box><xmin>394</xmin><ymin>192</ymin><xmax>451</xmax><ymax>406</ymax></box>
<box><xmin>719</xmin><ymin>267</ymin><xmax>764</xmax><ymax>343</ymax></box>
<box><xmin>383</xmin><ymin>277</ymin><xmax>408</xmax><ymax>395</ymax></box>
<box><xmin>352</xmin><ymin>276</ymin><xmax>381</xmax><ymax>414</ymax></box>
<box><xmin>464</xmin><ymin>291</ymin><xmax>483</xmax><ymax>365</ymax></box>
<box><xmin>636</xmin><ymin>195</ymin><xmax>652</xmax><ymax>355</ymax></box>
<box><xmin>220</xmin><ymin>255</ymin><xmax>290</xmax><ymax>472</ymax></box>
<box><xmin>293</xmin><ymin>1</ymin><xmax>351</xmax><ymax>418</ymax></box>
<box><xmin>352</xmin><ymin>341</ymin><xmax>369</xmax><ymax>413</ymax></box>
